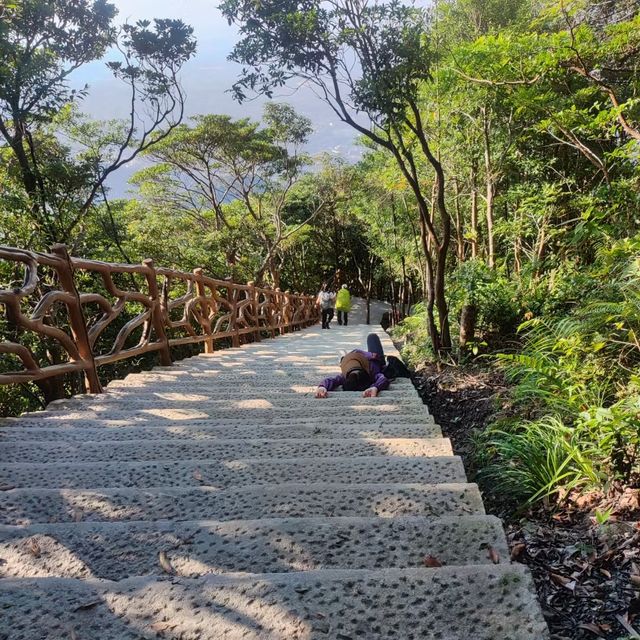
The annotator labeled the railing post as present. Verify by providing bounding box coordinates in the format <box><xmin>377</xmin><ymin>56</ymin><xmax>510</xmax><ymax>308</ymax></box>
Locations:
<box><xmin>143</xmin><ymin>259</ymin><xmax>172</xmax><ymax>366</ymax></box>
<box><xmin>248</xmin><ymin>281</ymin><xmax>261</xmax><ymax>343</ymax></box>
<box><xmin>265</xmin><ymin>287</ymin><xmax>276</xmax><ymax>338</ymax></box>
<box><xmin>230</xmin><ymin>283</ymin><xmax>240</xmax><ymax>348</ymax></box>
<box><xmin>284</xmin><ymin>290</ymin><xmax>292</xmax><ymax>333</ymax></box>
<box><xmin>275</xmin><ymin>288</ymin><xmax>284</xmax><ymax>335</ymax></box>
<box><xmin>194</xmin><ymin>268</ymin><xmax>214</xmax><ymax>354</ymax></box>
<box><xmin>50</xmin><ymin>244</ymin><xmax>103</xmax><ymax>394</ymax></box>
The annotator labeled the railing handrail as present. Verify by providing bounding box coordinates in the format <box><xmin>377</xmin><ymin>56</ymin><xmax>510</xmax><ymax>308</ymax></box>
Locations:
<box><xmin>0</xmin><ymin>244</ymin><xmax>319</xmax><ymax>399</ymax></box>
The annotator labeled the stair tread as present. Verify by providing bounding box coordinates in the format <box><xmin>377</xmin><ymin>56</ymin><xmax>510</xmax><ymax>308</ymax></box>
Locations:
<box><xmin>0</xmin><ymin>482</ymin><xmax>484</xmax><ymax>525</ymax></box>
<box><xmin>0</xmin><ymin>514</ymin><xmax>508</xmax><ymax>579</ymax></box>
<box><xmin>0</xmin><ymin>565</ymin><xmax>549</xmax><ymax>639</ymax></box>
<box><xmin>0</xmin><ymin>437</ymin><xmax>452</xmax><ymax>464</ymax></box>
<box><xmin>0</xmin><ymin>455</ymin><xmax>464</xmax><ymax>489</ymax></box>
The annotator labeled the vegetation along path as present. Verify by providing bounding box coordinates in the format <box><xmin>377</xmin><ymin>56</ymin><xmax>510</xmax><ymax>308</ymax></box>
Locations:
<box><xmin>0</xmin><ymin>325</ymin><xmax>548</xmax><ymax>639</ymax></box>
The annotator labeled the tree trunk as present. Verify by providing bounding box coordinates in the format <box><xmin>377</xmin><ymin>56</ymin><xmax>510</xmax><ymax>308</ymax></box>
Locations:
<box><xmin>419</xmin><ymin>215</ymin><xmax>440</xmax><ymax>353</ymax></box>
<box><xmin>482</xmin><ymin>108</ymin><xmax>495</xmax><ymax>269</ymax></box>
<box><xmin>470</xmin><ymin>159</ymin><xmax>479</xmax><ymax>259</ymax></box>
<box><xmin>453</xmin><ymin>177</ymin><xmax>465</xmax><ymax>263</ymax></box>
<box><xmin>400</xmin><ymin>256</ymin><xmax>408</xmax><ymax>318</ymax></box>
<box><xmin>459</xmin><ymin>303</ymin><xmax>478</xmax><ymax>350</ymax></box>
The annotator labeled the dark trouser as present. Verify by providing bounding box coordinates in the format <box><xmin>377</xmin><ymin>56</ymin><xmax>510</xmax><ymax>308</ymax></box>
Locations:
<box><xmin>367</xmin><ymin>333</ymin><xmax>385</xmax><ymax>359</ymax></box>
<box><xmin>322</xmin><ymin>308</ymin><xmax>334</xmax><ymax>328</ymax></box>
<box><xmin>337</xmin><ymin>310</ymin><xmax>348</xmax><ymax>326</ymax></box>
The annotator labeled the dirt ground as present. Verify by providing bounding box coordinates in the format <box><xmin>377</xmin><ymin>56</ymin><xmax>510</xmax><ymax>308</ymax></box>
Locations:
<box><xmin>413</xmin><ymin>363</ymin><xmax>640</xmax><ymax>640</ymax></box>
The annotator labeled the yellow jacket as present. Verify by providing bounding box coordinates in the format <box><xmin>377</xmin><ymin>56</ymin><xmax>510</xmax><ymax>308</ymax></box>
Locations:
<box><xmin>336</xmin><ymin>288</ymin><xmax>351</xmax><ymax>311</ymax></box>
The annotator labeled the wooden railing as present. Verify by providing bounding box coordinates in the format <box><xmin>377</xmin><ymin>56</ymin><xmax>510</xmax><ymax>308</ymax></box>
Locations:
<box><xmin>0</xmin><ymin>244</ymin><xmax>319</xmax><ymax>396</ymax></box>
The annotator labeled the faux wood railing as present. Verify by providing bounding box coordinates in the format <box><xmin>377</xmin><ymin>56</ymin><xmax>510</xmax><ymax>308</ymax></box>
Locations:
<box><xmin>0</xmin><ymin>244</ymin><xmax>319</xmax><ymax>396</ymax></box>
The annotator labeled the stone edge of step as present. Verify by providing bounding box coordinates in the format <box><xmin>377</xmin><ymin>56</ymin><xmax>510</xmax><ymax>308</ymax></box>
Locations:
<box><xmin>1</xmin><ymin>481</ymin><xmax>482</xmax><ymax>498</ymax></box>
<box><xmin>0</xmin><ymin>563</ymin><xmax>540</xmax><ymax>595</ymax></box>
<box><xmin>0</xmin><ymin>454</ymin><xmax>461</xmax><ymax>471</ymax></box>
<box><xmin>0</xmin><ymin>513</ymin><xmax>505</xmax><ymax>536</ymax></box>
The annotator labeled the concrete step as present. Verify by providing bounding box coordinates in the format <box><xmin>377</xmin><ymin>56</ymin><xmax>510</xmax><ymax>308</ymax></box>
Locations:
<box><xmin>0</xmin><ymin>515</ymin><xmax>508</xmax><ymax>579</ymax></box>
<box><xmin>46</xmin><ymin>396</ymin><xmax>428</xmax><ymax>414</ymax></box>
<box><xmin>105</xmin><ymin>375</ymin><xmax>416</xmax><ymax>389</ymax></box>
<box><xmin>0</xmin><ymin>566</ymin><xmax>549</xmax><ymax>639</ymax></box>
<box><xmin>0</xmin><ymin>420</ymin><xmax>441</xmax><ymax>442</ymax></box>
<box><xmin>0</xmin><ymin>437</ymin><xmax>452</xmax><ymax>464</ymax></box>
<box><xmin>0</xmin><ymin>482</ymin><xmax>484</xmax><ymax>525</ymax></box>
<box><xmin>102</xmin><ymin>380</ymin><xmax>416</xmax><ymax>390</ymax></box>
<box><xmin>7</xmin><ymin>403</ymin><xmax>429</xmax><ymax>426</ymax></box>
<box><xmin>1</xmin><ymin>413</ymin><xmax>435</xmax><ymax>430</ymax></box>
<box><xmin>0</xmin><ymin>455</ymin><xmax>465</xmax><ymax>489</ymax></box>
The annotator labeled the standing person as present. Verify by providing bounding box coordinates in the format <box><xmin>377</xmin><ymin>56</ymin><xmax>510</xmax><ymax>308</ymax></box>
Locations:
<box><xmin>315</xmin><ymin>333</ymin><xmax>390</xmax><ymax>398</ymax></box>
<box><xmin>317</xmin><ymin>283</ymin><xmax>336</xmax><ymax>329</ymax></box>
<box><xmin>335</xmin><ymin>284</ymin><xmax>352</xmax><ymax>326</ymax></box>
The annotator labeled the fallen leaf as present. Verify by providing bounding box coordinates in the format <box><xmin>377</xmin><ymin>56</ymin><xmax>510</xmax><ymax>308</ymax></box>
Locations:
<box><xmin>599</xmin><ymin>568</ymin><xmax>611</xmax><ymax>579</ymax></box>
<box><xmin>550</xmin><ymin>573</ymin><xmax>571</xmax><ymax>588</ymax></box>
<box><xmin>0</xmin><ymin>484</ymin><xmax>15</xmax><ymax>492</ymax></box>
<box><xmin>423</xmin><ymin>555</ymin><xmax>443</xmax><ymax>568</ymax></box>
<box><xmin>73</xmin><ymin>509</ymin><xmax>83</xmax><ymax>523</ymax></box>
<box><xmin>488</xmin><ymin>546</ymin><xmax>500</xmax><ymax>564</ymax></box>
<box><xmin>149</xmin><ymin>621</ymin><xmax>176</xmax><ymax>633</ymax></box>
<box><xmin>510</xmin><ymin>543</ymin><xmax>526</xmax><ymax>560</ymax></box>
<box><xmin>630</xmin><ymin>574</ymin><xmax>640</xmax><ymax>588</ymax></box>
<box><xmin>615</xmin><ymin>613</ymin><xmax>640</xmax><ymax>638</ymax></box>
<box><xmin>193</xmin><ymin>469</ymin><xmax>203</xmax><ymax>482</ymax></box>
<box><xmin>27</xmin><ymin>538</ymin><xmax>41</xmax><ymax>558</ymax></box>
<box><xmin>629</xmin><ymin>597</ymin><xmax>640</xmax><ymax>619</ymax></box>
<box><xmin>73</xmin><ymin>600</ymin><xmax>101</xmax><ymax>612</ymax></box>
<box><xmin>69</xmin><ymin>630</ymin><xmax>79</xmax><ymax>640</ymax></box>
<box><xmin>578</xmin><ymin>622</ymin><xmax>605</xmax><ymax>637</ymax></box>
<box><xmin>158</xmin><ymin>551</ymin><xmax>175</xmax><ymax>575</ymax></box>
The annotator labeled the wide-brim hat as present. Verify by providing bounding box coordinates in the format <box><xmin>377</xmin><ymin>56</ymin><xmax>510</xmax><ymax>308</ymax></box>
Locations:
<box><xmin>340</xmin><ymin>351</ymin><xmax>371</xmax><ymax>377</ymax></box>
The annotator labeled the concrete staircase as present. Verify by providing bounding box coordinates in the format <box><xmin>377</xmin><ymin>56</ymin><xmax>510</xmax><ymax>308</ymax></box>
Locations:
<box><xmin>0</xmin><ymin>326</ymin><xmax>548</xmax><ymax>639</ymax></box>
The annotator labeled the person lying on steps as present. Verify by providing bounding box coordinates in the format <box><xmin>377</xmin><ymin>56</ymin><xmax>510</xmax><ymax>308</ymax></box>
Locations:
<box><xmin>315</xmin><ymin>333</ymin><xmax>390</xmax><ymax>398</ymax></box>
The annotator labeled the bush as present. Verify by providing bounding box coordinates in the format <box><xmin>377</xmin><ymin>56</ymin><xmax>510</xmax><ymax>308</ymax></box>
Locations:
<box><xmin>390</xmin><ymin>303</ymin><xmax>435</xmax><ymax>367</ymax></box>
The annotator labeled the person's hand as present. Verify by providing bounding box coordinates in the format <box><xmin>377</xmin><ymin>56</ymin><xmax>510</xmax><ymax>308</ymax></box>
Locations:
<box><xmin>363</xmin><ymin>387</ymin><xmax>379</xmax><ymax>398</ymax></box>
<box><xmin>315</xmin><ymin>386</ymin><xmax>328</xmax><ymax>399</ymax></box>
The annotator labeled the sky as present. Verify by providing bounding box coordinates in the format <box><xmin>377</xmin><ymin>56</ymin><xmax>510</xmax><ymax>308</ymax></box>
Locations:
<box><xmin>76</xmin><ymin>0</ymin><xmax>362</xmax><ymax>197</ymax></box>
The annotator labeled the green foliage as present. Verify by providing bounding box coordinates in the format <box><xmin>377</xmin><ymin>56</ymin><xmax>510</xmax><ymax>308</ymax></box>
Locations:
<box><xmin>449</xmin><ymin>260</ymin><xmax>521</xmax><ymax>337</ymax></box>
<box><xmin>391</xmin><ymin>303</ymin><xmax>436</xmax><ymax>367</ymax></box>
<box><xmin>476</xmin><ymin>239</ymin><xmax>640</xmax><ymax>504</ymax></box>
<box><xmin>0</xmin><ymin>0</ymin><xmax>196</xmax><ymax>247</ymax></box>
<box><xmin>476</xmin><ymin>416</ymin><xmax>598</xmax><ymax>503</ymax></box>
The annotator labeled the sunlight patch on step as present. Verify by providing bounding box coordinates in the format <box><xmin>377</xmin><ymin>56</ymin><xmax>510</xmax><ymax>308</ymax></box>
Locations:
<box><xmin>151</xmin><ymin>393</ymin><xmax>210</xmax><ymax>402</ymax></box>
<box><xmin>142</xmin><ymin>408</ymin><xmax>211</xmax><ymax>420</ymax></box>
<box><xmin>232</xmin><ymin>399</ymin><xmax>274</xmax><ymax>409</ymax></box>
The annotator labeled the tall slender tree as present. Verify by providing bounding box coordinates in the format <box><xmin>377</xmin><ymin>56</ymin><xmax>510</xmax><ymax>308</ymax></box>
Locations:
<box><xmin>220</xmin><ymin>0</ymin><xmax>453</xmax><ymax>351</ymax></box>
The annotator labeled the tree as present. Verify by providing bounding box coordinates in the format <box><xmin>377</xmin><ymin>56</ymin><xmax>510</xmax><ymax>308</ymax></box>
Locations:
<box><xmin>0</xmin><ymin>0</ymin><xmax>196</xmax><ymax>247</ymax></box>
<box><xmin>132</xmin><ymin>104</ymin><xmax>322</xmax><ymax>286</ymax></box>
<box><xmin>220</xmin><ymin>0</ymin><xmax>454</xmax><ymax>352</ymax></box>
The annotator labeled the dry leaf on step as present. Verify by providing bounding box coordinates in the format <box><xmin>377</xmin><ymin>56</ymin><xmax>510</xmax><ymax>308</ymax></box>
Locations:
<box><xmin>423</xmin><ymin>555</ymin><xmax>443</xmax><ymax>567</ymax></box>
<box><xmin>27</xmin><ymin>538</ymin><xmax>41</xmax><ymax>558</ymax></box>
<box><xmin>158</xmin><ymin>551</ymin><xmax>175</xmax><ymax>575</ymax></box>
<box><xmin>73</xmin><ymin>600</ymin><xmax>101</xmax><ymax>612</ymax></box>
<box><xmin>487</xmin><ymin>546</ymin><xmax>500</xmax><ymax>564</ymax></box>
<box><xmin>149</xmin><ymin>621</ymin><xmax>176</xmax><ymax>633</ymax></box>
<box><xmin>193</xmin><ymin>469</ymin><xmax>203</xmax><ymax>482</ymax></box>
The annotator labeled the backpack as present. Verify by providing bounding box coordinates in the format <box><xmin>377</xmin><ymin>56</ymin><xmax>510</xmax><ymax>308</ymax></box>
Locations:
<box><xmin>317</xmin><ymin>291</ymin><xmax>335</xmax><ymax>310</ymax></box>
<box><xmin>383</xmin><ymin>355</ymin><xmax>412</xmax><ymax>379</ymax></box>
